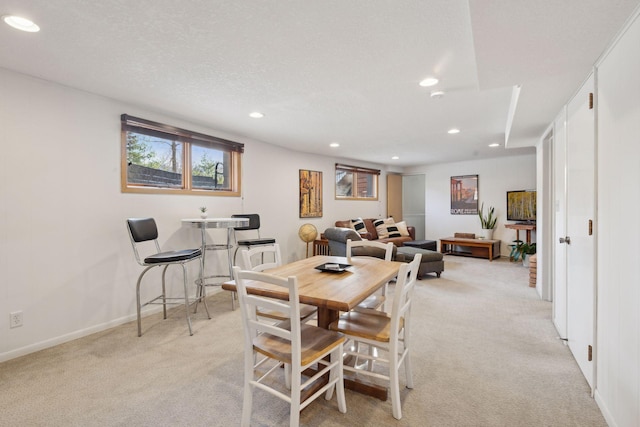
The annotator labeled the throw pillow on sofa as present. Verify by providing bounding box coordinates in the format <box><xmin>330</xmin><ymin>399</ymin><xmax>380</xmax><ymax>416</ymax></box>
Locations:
<box><xmin>349</xmin><ymin>218</ymin><xmax>368</xmax><ymax>236</ymax></box>
<box><xmin>395</xmin><ymin>221</ymin><xmax>411</xmax><ymax>237</ymax></box>
<box><xmin>374</xmin><ymin>217</ymin><xmax>401</xmax><ymax>239</ymax></box>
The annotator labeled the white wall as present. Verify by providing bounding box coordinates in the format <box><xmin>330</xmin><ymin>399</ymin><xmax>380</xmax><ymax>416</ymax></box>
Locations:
<box><xmin>405</xmin><ymin>155</ymin><xmax>537</xmax><ymax>256</ymax></box>
<box><xmin>593</xmin><ymin>10</ymin><xmax>640</xmax><ymax>427</ymax></box>
<box><xmin>0</xmin><ymin>68</ymin><xmax>389</xmax><ymax>361</ymax></box>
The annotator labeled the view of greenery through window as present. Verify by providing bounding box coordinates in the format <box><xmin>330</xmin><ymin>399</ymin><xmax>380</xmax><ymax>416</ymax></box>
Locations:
<box><xmin>126</xmin><ymin>132</ymin><xmax>230</xmax><ymax>191</ymax></box>
<box><xmin>127</xmin><ymin>133</ymin><xmax>183</xmax><ymax>173</ymax></box>
<box><xmin>121</xmin><ymin>114</ymin><xmax>242</xmax><ymax>195</ymax></box>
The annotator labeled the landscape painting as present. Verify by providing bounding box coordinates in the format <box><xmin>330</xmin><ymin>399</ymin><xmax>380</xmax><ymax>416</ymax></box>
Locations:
<box><xmin>299</xmin><ymin>169</ymin><xmax>323</xmax><ymax>218</ymax></box>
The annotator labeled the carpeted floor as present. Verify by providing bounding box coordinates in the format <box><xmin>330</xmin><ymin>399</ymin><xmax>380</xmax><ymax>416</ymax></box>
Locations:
<box><xmin>0</xmin><ymin>256</ymin><xmax>606</xmax><ymax>426</ymax></box>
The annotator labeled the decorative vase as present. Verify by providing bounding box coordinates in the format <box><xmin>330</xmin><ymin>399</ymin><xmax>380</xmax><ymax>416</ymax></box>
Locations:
<box><xmin>480</xmin><ymin>228</ymin><xmax>494</xmax><ymax>240</ymax></box>
<box><xmin>200</xmin><ymin>212</ymin><xmax>208</xmax><ymax>219</ymax></box>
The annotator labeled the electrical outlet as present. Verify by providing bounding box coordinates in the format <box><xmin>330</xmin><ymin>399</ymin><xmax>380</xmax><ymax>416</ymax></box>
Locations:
<box><xmin>10</xmin><ymin>311</ymin><xmax>23</xmax><ymax>328</ymax></box>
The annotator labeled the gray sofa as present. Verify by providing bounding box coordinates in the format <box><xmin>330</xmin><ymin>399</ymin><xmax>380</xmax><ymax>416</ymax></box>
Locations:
<box><xmin>323</xmin><ymin>227</ymin><xmax>444</xmax><ymax>278</ymax></box>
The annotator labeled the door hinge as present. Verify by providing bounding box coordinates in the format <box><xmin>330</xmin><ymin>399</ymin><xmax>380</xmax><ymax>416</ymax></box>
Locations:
<box><xmin>588</xmin><ymin>219</ymin><xmax>593</xmax><ymax>236</ymax></box>
<box><xmin>589</xmin><ymin>93</ymin><xmax>594</xmax><ymax>109</ymax></box>
<box><xmin>588</xmin><ymin>345</ymin><xmax>593</xmax><ymax>361</ymax></box>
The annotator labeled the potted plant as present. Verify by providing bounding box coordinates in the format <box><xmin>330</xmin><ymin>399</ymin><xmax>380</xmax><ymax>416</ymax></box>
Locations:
<box><xmin>478</xmin><ymin>203</ymin><xmax>497</xmax><ymax>239</ymax></box>
<box><xmin>199</xmin><ymin>206</ymin><xmax>208</xmax><ymax>219</ymax></box>
<box><xmin>510</xmin><ymin>240</ymin><xmax>536</xmax><ymax>266</ymax></box>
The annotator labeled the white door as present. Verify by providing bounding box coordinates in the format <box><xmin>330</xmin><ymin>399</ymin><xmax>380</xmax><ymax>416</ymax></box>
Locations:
<box><xmin>553</xmin><ymin>108</ymin><xmax>568</xmax><ymax>338</ymax></box>
<box><xmin>565</xmin><ymin>73</ymin><xmax>596</xmax><ymax>388</ymax></box>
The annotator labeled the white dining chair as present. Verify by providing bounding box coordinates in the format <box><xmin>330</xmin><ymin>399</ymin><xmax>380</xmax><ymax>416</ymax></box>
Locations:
<box><xmin>346</xmin><ymin>239</ymin><xmax>394</xmax><ymax>312</ymax></box>
<box><xmin>239</xmin><ymin>245</ymin><xmax>317</xmax><ymax>322</ymax></box>
<box><xmin>329</xmin><ymin>253</ymin><xmax>421</xmax><ymax>420</ymax></box>
<box><xmin>232</xmin><ymin>266</ymin><xmax>347</xmax><ymax>426</ymax></box>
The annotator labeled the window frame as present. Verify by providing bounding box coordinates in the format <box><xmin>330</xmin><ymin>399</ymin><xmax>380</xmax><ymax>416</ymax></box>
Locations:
<box><xmin>334</xmin><ymin>163</ymin><xmax>379</xmax><ymax>201</ymax></box>
<box><xmin>121</xmin><ymin>114</ymin><xmax>243</xmax><ymax>196</ymax></box>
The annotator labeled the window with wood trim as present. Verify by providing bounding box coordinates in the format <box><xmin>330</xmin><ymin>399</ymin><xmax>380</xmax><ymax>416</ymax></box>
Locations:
<box><xmin>121</xmin><ymin>114</ymin><xmax>243</xmax><ymax>196</ymax></box>
<box><xmin>335</xmin><ymin>163</ymin><xmax>379</xmax><ymax>200</ymax></box>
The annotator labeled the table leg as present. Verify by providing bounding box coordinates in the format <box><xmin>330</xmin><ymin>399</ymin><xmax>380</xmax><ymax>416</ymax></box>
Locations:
<box><xmin>226</xmin><ymin>227</ymin><xmax>236</xmax><ymax>310</ymax></box>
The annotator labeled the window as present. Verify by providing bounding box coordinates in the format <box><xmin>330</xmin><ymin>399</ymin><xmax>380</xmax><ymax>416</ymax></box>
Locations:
<box><xmin>121</xmin><ymin>114</ymin><xmax>243</xmax><ymax>196</ymax></box>
<box><xmin>335</xmin><ymin>163</ymin><xmax>379</xmax><ymax>200</ymax></box>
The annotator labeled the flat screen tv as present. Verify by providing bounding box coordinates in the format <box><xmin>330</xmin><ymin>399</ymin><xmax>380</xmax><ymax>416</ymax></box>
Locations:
<box><xmin>506</xmin><ymin>190</ymin><xmax>537</xmax><ymax>223</ymax></box>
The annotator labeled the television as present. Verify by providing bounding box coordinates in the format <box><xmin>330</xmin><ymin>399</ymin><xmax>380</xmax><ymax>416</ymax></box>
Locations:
<box><xmin>506</xmin><ymin>190</ymin><xmax>537</xmax><ymax>223</ymax></box>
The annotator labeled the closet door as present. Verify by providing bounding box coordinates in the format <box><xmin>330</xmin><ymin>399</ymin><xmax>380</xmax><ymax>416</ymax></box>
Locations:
<box><xmin>565</xmin><ymin>73</ymin><xmax>596</xmax><ymax>388</ymax></box>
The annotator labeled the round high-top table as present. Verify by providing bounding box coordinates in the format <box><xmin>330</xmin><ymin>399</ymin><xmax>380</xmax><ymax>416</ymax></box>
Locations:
<box><xmin>182</xmin><ymin>217</ymin><xmax>249</xmax><ymax>308</ymax></box>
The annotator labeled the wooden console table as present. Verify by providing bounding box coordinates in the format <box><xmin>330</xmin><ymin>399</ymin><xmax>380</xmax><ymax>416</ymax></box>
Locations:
<box><xmin>440</xmin><ymin>237</ymin><xmax>501</xmax><ymax>261</ymax></box>
<box><xmin>504</xmin><ymin>223</ymin><xmax>536</xmax><ymax>244</ymax></box>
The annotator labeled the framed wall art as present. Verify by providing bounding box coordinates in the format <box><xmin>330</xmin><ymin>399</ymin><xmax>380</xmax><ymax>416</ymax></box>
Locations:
<box><xmin>450</xmin><ymin>174</ymin><xmax>478</xmax><ymax>215</ymax></box>
<box><xmin>299</xmin><ymin>169</ymin><xmax>323</xmax><ymax>217</ymax></box>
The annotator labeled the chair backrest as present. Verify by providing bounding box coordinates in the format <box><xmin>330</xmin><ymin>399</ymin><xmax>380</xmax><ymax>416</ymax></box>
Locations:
<box><xmin>232</xmin><ymin>214</ymin><xmax>261</xmax><ymax>231</ymax></box>
<box><xmin>346</xmin><ymin>239</ymin><xmax>394</xmax><ymax>261</ymax></box>
<box><xmin>127</xmin><ymin>218</ymin><xmax>158</xmax><ymax>242</ymax></box>
<box><xmin>232</xmin><ymin>266</ymin><xmax>302</xmax><ymax>365</ymax></box>
<box><xmin>126</xmin><ymin>218</ymin><xmax>162</xmax><ymax>266</ymax></box>
<box><xmin>240</xmin><ymin>244</ymin><xmax>282</xmax><ymax>271</ymax></box>
<box><xmin>389</xmin><ymin>253</ymin><xmax>422</xmax><ymax>339</ymax></box>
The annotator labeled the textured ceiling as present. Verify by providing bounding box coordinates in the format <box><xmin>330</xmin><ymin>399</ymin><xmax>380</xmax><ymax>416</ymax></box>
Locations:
<box><xmin>1</xmin><ymin>0</ymin><xmax>638</xmax><ymax>166</ymax></box>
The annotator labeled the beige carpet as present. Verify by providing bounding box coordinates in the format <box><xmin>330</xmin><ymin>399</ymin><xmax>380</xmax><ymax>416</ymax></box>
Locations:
<box><xmin>0</xmin><ymin>256</ymin><xmax>606</xmax><ymax>426</ymax></box>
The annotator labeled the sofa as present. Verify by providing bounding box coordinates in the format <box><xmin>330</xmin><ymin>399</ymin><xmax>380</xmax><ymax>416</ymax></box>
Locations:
<box><xmin>334</xmin><ymin>218</ymin><xmax>415</xmax><ymax>246</ymax></box>
<box><xmin>324</xmin><ymin>227</ymin><xmax>444</xmax><ymax>279</ymax></box>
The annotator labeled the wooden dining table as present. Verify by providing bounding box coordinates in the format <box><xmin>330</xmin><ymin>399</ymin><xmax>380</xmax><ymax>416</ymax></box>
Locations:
<box><xmin>222</xmin><ymin>254</ymin><xmax>403</xmax><ymax>399</ymax></box>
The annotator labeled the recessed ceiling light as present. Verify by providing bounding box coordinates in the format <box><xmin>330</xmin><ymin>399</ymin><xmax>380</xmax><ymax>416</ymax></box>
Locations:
<box><xmin>419</xmin><ymin>77</ymin><xmax>439</xmax><ymax>87</ymax></box>
<box><xmin>489</xmin><ymin>143</ymin><xmax>500</xmax><ymax>147</ymax></box>
<box><xmin>248</xmin><ymin>112</ymin><xmax>264</xmax><ymax>118</ymax></box>
<box><xmin>448</xmin><ymin>128</ymin><xmax>460</xmax><ymax>134</ymax></box>
<box><xmin>329</xmin><ymin>142</ymin><xmax>340</xmax><ymax>148</ymax></box>
<box><xmin>391</xmin><ymin>156</ymin><xmax>399</xmax><ymax>160</ymax></box>
<box><xmin>430</xmin><ymin>90</ymin><xmax>445</xmax><ymax>99</ymax></box>
<box><xmin>2</xmin><ymin>15</ymin><xmax>40</xmax><ymax>32</ymax></box>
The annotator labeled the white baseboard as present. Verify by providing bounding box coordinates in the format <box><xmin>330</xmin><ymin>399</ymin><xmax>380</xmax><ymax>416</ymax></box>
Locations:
<box><xmin>0</xmin><ymin>289</ymin><xmax>223</xmax><ymax>363</ymax></box>
<box><xmin>0</xmin><ymin>312</ymin><xmax>140</xmax><ymax>363</ymax></box>
<box><xmin>594</xmin><ymin>389</ymin><xmax>617</xmax><ymax>427</ymax></box>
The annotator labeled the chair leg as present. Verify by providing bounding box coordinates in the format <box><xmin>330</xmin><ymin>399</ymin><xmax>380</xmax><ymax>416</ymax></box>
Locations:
<box><xmin>325</xmin><ymin>345</ymin><xmax>347</xmax><ymax>413</ymax></box>
<box><xmin>404</xmin><ymin>351</ymin><xmax>414</xmax><ymax>390</ymax></box>
<box><xmin>136</xmin><ymin>274</ymin><xmax>144</xmax><ymax>337</ymax></box>
<box><xmin>284</xmin><ymin>363</ymin><xmax>292</xmax><ymax>390</ymax></box>
<box><xmin>381</xmin><ymin>282</ymin><xmax>388</xmax><ymax>312</ymax></box>
<box><xmin>290</xmin><ymin>368</ymin><xmax>301</xmax><ymax>427</ymax></box>
<box><xmin>197</xmin><ymin>283</ymin><xmax>211</xmax><ymax>320</ymax></box>
<box><xmin>367</xmin><ymin>344</ymin><xmax>376</xmax><ymax>371</ymax></box>
<box><xmin>180</xmin><ymin>265</ymin><xmax>194</xmax><ymax>336</ymax></box>
<box><xmin>195</xmin><ymin>258</ymin><xmax>211</xmax><ymax>319</ymax></box>
<box><xmin>136</xmin><ymin>266</ymin><xmax>155</xmax><ymax>337</ymax></box>
<box><xmin>403</xmin><ymin>329</ymin><xmax>414</xmax><ymax>389</ymax></box>
<box><xmin>389</xmin><ymin>348</ymin><xmax>402</xmax><ymax>420</ymax></box>
<box><xmin>161</xmin><ymin>265</ymin><xmax>169</xmax><ymax>319</ymax></box>
<box><xmin>229</xmin><ymin>232</ymin><xmax>238</xmax><ymax>311</ymax></box>
<box><xmin>335</xmin><ymin>346</ymin><xmax>347</xmax><ymax>413</ymax></box>
<box><xmin>241</xmin><ymin>351</ymin><xmax>255</xmax><ymax>427</ymax></box>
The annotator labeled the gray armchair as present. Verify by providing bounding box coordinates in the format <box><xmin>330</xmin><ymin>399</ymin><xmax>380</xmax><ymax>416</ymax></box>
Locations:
<box><xmin>324</xmin><ymin>227</ymin><xmax>399</xmax><ymax>260</ymax></box>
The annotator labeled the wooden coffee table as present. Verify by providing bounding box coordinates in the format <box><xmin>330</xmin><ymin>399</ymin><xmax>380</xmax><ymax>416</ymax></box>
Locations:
<box><xmin>440</xmin><ymin>237</ymin><xmax>501</xmax><ymax>261</ymax></box>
